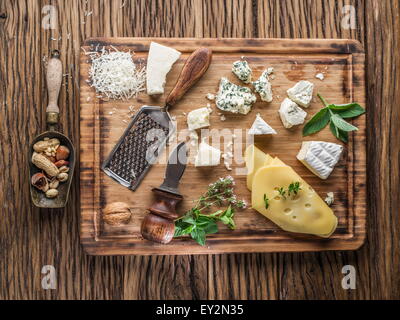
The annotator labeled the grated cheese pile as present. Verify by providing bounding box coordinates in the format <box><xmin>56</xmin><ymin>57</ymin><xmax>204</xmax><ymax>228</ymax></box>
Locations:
<box><xmin>88</xmin><ymin>48</ymin><xmax>146</xmax><ymax>100</ymax></box>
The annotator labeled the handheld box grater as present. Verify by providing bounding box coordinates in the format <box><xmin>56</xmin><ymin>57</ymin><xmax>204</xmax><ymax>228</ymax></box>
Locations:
<box><xmin>102</xmin><ymin>47</ymin><xmax>212</xmax><ymax>190</ymax></box>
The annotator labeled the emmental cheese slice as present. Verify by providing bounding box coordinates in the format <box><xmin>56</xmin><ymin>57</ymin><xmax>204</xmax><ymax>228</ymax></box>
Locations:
<box><xmin>251</xmin><ymin>164</ymin><xmax>337</xmax><ymax>237</ymax></box>
<box><xmin>244</xmin><ymin>145</ymin><xmax>271</xmax><ymax>191</ymax></box>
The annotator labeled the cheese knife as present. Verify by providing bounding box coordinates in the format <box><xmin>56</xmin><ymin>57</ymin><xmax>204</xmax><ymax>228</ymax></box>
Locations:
<box><xmin>141</xmin><ymin>142</ymin><xmax>187</xmax><ymax>244</ymax></box>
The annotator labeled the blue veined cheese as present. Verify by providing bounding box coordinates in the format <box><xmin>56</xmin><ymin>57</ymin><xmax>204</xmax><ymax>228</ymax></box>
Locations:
<box><xmin>297</xmin><ymin>141</ymin><xmax>343</xmax><ymax>180</ymax></box>
<box><xmin>187</xmin><ymin>107</ymin><xmax>210</xmax><ymax>131</ymax></box>
<box><xmin>252</xmin><ymin>69</ymin><xmax>273</xmax><ymax>102</ymax></box>
<box><xmin>216</xmin><ymin>77</ymin><xmax>257</xmax><ymax>115</ymax></box>
<box><xmin>279</xmin><ymin>98</ymin><xmax>307</xmax><ymax>128</ymax></box>
<box><xmin>287</xmin><ymin>80</ymin><xmax>314</xmax><ymax>108</ymax></box>
<box><xmin>248</xmin><ymin>113</ymin><xmax>277</xmax><ymax>135</ymax></box>
<box><xmin>232</xmin><ymin>60</ymin><xmax>252</xmax><ymax>83</ymax></box>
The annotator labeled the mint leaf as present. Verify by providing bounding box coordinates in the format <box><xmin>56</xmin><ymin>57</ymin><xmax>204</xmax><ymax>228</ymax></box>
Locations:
<box><xmin>330</xmin><ymin>121</ymin><xmax>348</xmax><ymax>143</ymax></box>
<box><xmin>302</xmin><ymin>107</ymin><xmax>331</xmax><ymax>136</ymax></box>
<box><xmin>331</xmin><ymin>114</ymin><xmax>358</xmax><ymax>132</ymax></box>
<box><xmin>328</xmin><ymin>103</ymin><xmax>361</xmax><ymax>111</ymax></box>
<box><xmin>203</xmin><ymin>221</ymin><xmax>218</xmax><ymax>234</ymax></box>
<box><xmin>333</xmin><ymin>105</ymin><xmax>365</xmax><ymax>119</ymax></box>
<box><xmin>182</xmin><ymin>216</ymin><xmax>196</xmax><ymax>225</ymax></box>
<box><xmin>191</xmin><ymin>229</ymin><xmax>206</xmax><ymax>246</ymax></box>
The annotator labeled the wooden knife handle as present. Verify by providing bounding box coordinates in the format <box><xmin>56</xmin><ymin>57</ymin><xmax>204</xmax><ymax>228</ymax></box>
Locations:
<box><xmin>166</xmin><ymin>47</ymin><xmax>212</xmax><ymax>108</ymax></box>
<box><xmin>46</xmin><ymin>50</ymin><xmax>62</xmax><ymax>114</ymax></box>
<box><xmin>140</xmin><ymin>188</ymin><xmax>183</xmax><ymax>244</ymax></box>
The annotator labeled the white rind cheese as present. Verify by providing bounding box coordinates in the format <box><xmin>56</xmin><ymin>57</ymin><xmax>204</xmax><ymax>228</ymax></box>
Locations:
<box><xmin>195</xmin><ymin>142</ymin><xmax>221</xmax><ymax>167</ymax></box>
<box><xmin>248</xmin><ymin>113</ymin><xmax>277</xmax><ymax>135</ymax></box>
<box><xmin>287</xmin><ymin>80</ymin><xmax>314</xmax><ymax>108</ymax></box>
<box><xmin>279</xmin><ymin>98</ymin><xmax>307</xmax><ymax>128</ymax></box>
<box><xmin>216</xmin><ymin>77</ymin><xmax>257</xmax><ymax>115</ymax></box>
<box><xmin>252</xmin><ymin>69</ymin><xmax>273</xmax><ymax>102</ymax></box>
<box><xmin>146</xmin><ymin>42</ymin><xmax>181</xmax><ymax>95</ymax></box>
<box><xmin>187</xmin><ymin>107</ymin><xmax>210</xmax><ymax>131</ymax></box>
<box><xmin>297</xmin><ymin>141</ymin><xmax>344</xmax><ymax>179</ymax></box>
<box><xmin>232</xmin><ymin>60</ymin><xmax>252</xmax><ymax>83</ymax></box>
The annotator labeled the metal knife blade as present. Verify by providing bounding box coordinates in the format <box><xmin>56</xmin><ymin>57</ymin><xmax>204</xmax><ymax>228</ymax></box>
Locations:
<box><xmin>157</xmin><ymin>142</ymin><xmax>187</xmax><ymax>196</ymax></box>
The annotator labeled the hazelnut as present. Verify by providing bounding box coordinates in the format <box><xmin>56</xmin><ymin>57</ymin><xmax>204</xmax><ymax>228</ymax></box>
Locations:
<box><xmin>45</xmin><ymin>189</ymin><xmax>59</xmax><ymax>198</ymax></box>
<box><xmin>56</xmin><ymin>145</ymin><xmax>70</xmax><ymax>161</ymax></box>
<box><xmin>57</xmin><ymin>172</ymin><xmax>69</xmax><ymax>182</ymax></box>
<box><xmin>31</xmin><ymin>173</ymin><xmax>49</xmax><ymax>192</ymax></box>
<box><xmin>103</xmin><ymin>202</ymin><xmax>131</xmax><ymax>225</ymax></box>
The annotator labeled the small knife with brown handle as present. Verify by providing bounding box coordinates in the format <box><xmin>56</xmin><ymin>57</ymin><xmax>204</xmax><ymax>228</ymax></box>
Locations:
<box><xmin>141</xmin><ymin>142</ymin><xmax>187</xmax><ymax>244</ymax></box>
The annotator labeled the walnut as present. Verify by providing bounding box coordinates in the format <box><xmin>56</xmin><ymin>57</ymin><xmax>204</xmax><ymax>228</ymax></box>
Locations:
<box><xmin>103</xmin><ymin>202</ymin><xmax>132</xmax><ymax>225</ymax></box>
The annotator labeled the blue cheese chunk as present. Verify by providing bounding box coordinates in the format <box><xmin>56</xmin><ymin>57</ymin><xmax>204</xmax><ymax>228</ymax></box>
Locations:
<box><xmin>216</xmin><ymin>77</ymin><xmax>257</xmax><ymax>115</ymax></box>
<box><xmin>287</xmin><ymin>80</ymin><xmax>314</xmax><ymax>108</ymax></box>
<box><xmin>297</xmin><ymin>141</ymin><xmax>344</xmax><ymax>179</ymax></box>
<box><xmin>232</xmin><ymin>60</ymin><xmax>252</xmax><ymax>83</ymax></box>
<box><xmin>249</xmin><ymin>113</ymin><xmax>277</xmax><ymax>135</ymax></box>
<box><xmin>252</xmin><ymin>69</ymin><xmax>273</xmax><ymax>102</ymax></box>
<box><xmin>279</xmin><ymin>98</ymin><xmax>307</xmax><ymax>128</ymax></box>
<box><xmin>187</xmin><ymin>107</ymin><xmax>210</xmax><ymax>131</ymax></box>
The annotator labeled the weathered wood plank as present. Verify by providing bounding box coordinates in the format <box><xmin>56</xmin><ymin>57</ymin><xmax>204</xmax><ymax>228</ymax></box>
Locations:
<box><xmin>364</xmin><ymin>0</ymin><xmax>400</xmax><ymax>299</ymax></box>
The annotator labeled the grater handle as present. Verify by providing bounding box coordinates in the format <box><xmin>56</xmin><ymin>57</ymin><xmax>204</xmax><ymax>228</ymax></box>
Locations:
<box><xmin>165</xmin><ymin>47</ymin><xmax>212</xmax><ymax>108</ymax></box>
<box><xmin>140</xmin><ymin>188</ymin><xmax>183</xmax><ymax>244</ymax></box>
<box><xmin>46</xmin><ymin>50</ymin><xmax>63</xmax><ymax>126</ymax></box>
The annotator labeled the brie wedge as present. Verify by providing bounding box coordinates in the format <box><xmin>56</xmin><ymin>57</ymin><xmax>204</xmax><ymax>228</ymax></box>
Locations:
<box><xmin>252</xmin><ymin>69</ymin><xmax>273</xmax><ymax>102</ymax></box>
<box><xmin>287</xmin><ymin>80</ymin><xmax>314</xmax><ymax>108</ymax></box>
<box><xmin>278</xmin><ymin>98</ymin><xmax>307</xmax><ymax>128</ymax></box>
<box><xmin>195</xmin><ymin>142</ymin><xmax>221</xmax><ymax>167</ymax></box>
<box><xmin>146</xmin><ymin>42</ymin><xmax>181</xmax><ymax>95</ymax></box>
<box><xmin>216</xmin><ymin>77</ymin><xmax>257</xmax><ymax>115</ymax></box>
<box><xmin>297</xmin><ymin>141</ymin><xmax>344</xmax><ymax>179</ymax></box>
<box><xmin>248</xmin><ymin>113</ymin><xmax>277</xmax><ymax>135</ymax></box>
<box><xmin>187</xmin><ymin>107</ymin><xmax>210</xmax><ymax>131</ymax></box>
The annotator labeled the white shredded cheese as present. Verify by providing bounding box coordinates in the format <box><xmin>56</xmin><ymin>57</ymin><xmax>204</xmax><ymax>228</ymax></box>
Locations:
<box><xmin>88</xmin><ymin>49</ymin><xmax>146</xmax><ymax>100</ymax></box>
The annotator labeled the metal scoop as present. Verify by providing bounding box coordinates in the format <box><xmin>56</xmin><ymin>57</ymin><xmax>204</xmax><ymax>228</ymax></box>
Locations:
<box><xmin>102</xmin><ymin>48</ymin><xmax>212</xmax><ymax>191</ymax></box>
<box><xmin>29</xmin><ymin>50</ymin><xmax>75</xmax><ymax>208</ymax></box>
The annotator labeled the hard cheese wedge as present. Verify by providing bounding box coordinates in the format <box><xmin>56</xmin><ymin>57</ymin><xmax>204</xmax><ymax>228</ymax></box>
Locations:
<box><xmin>251</xmin><ymin>162</ymin><xmax>337</xmax><ymax>237</ymax></box>
<box><xmin>244</xmin><ymin>145</ymin><xmax>272</xmax><ymax>191</ymax></box>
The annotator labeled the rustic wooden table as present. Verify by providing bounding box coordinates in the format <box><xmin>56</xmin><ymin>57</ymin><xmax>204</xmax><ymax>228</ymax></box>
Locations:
<box><xmin>0</xmin><ymin>0</ymin><xmax>399</xmax><ymax>300</ymax></box>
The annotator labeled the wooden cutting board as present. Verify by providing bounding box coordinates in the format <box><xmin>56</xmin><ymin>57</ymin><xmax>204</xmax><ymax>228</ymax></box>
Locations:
<box><xmin>80</xmin><ymin>38</ymin><xmax>366</xmax><ymax>255</ymax></box>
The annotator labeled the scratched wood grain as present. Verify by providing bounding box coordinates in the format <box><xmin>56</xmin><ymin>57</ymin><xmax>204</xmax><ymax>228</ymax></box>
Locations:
<box><xmin>0</xmin><ymin>0</ymin><xmax>399</xmax><ymax>300</ymax></box>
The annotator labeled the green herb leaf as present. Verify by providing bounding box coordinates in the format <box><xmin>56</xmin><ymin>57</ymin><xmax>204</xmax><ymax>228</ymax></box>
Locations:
<box><xmin>331</xmin><ymin>114</ymin><xmax>358</xmax><ymax>132</ymax></box>
<box><xmin>182</xmin><ymin>216</ymin><xmax>196</xmax><ymax>225</ymax></box>
<box><xmin>333</xmin><ymin>104</ymin><xmax>365</xmax><ymax>119</ymax></box>
<box><xmin>302</xmin><ymin>107</ymin><xmax>331</xmax><ymax>136</ymax></box>
<box><xmin>277</xmin><ymin>187</ymin><xmax>286</xmax><ymax>199</ymax></box>
<box><xmin>288</xmin><ymin>181</ymin><xmax>301</xmax><ymax>197</ymax></box>
<box><xmin>328</xmin><ymin>103</ymin><xmax>360</xmax><ymax>111</ymax></box>
<box><xmin>330</xmin><ymin>121</ymin><xmax>348</xmax><ymax>143</ymax></box>
<box><xmin>191</xmin><ymin>229</ymin><xmax>206</xmax><ymax>246</ymax></box>
<box><xmin>203</xmin><ymin>221</ymin><xmax>219</xmax><ymax>234</ymax></box>
<box><xmin>263</xmin><ymin>194</ymin><xmax>269</xmax><ymax>209</ymax></box>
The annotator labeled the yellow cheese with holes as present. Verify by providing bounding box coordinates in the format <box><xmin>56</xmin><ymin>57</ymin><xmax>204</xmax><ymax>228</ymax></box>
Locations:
<box><xmin>245</xmin><ymin>145</ymin><xmax>272</xmax><ymax>191</ymax></box>
<box><xmin>251</xmin><ymin>164</ymin><xmax>337</xmax><ymax>237</ymax></box>
<box><xmin>270</xmin><ymin>157</ymin><xmax>285</xmax><ymax>166</ymax></box>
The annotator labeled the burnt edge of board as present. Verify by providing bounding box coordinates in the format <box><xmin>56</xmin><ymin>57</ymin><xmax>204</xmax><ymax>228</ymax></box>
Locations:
<box><xmin>79</xmin><ymin>38</ymin><xmax>366</xmax><ymax>255</ymax></box>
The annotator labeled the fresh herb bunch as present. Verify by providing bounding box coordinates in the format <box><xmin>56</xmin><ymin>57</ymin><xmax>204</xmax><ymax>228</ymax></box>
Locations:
<box><xmin>303</xmin><ymin>93</ymin><xmax>365</xmax><ymax>143</ymax></box>
<box><xmin>174</xmin><ymin>176</ymin><xmax>247</xmax><ymax>246</ymax></box>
